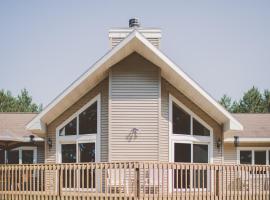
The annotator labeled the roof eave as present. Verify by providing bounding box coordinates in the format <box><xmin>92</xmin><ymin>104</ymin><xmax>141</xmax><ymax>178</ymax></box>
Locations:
<box><xmin>27</xmin><ymin>30</ymin><xmax>243</xmax><ymax>133</ymax></box>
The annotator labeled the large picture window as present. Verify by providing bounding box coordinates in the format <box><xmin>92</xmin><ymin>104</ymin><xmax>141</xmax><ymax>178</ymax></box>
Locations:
<box><xmin>57</xmin><ymin>94</ymin><xmax>100</xmax><ymax>163</ymax></box>
<box><xmin>56</xmin><ymin>95</ymin><xmax>100</xmax><ymax>190</ymax></box>
<box><xmin>170</xmin><ymin>95</ymin><xmax>213</xmax><ymax>190</ymax></box>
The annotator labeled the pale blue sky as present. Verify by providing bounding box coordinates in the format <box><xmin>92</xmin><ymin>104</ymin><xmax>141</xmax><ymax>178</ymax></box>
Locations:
<box><xmin>0</xmin><ymin>1</ymin><xmax>269</xmax><ymax>106</ymax></box>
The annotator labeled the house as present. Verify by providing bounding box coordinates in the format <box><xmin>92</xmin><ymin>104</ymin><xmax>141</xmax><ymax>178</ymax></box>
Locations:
<box><xmin>1</xmin><ymin>18</ymin><xmax>270</xmax><ymax>199</ymax></box>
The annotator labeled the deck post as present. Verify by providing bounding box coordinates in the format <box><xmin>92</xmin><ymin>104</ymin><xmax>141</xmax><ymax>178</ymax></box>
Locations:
<box><xmin>135</xmin><ymin>163</ymin><xmax>140</xmax><ymax>199</ymax></box>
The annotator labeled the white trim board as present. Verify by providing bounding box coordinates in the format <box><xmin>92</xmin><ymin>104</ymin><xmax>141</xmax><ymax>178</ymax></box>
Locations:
<box><xmin>27</xmin><ymin>30</ymin><xmax>243</xmax><ymax>134</ymax></box>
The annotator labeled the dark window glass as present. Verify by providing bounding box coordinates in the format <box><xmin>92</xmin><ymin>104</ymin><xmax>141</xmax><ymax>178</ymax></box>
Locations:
<box><xmin>193</xmin><ymin>119</ymin><xmax>210</xmax><ymax>136</ymax></box>
<box><xmin>59</xmin><ymin>118</ymin><xmax>77</xmax><ymax>136</ymax></box>
<box><xmin>240</xmin><ymin>151</ymin><xmax>252</xmax><ymax>164</ymax></box>
<box><xmin>79</xmin><ymin>143</ymin><xmax>95</xmax><ymax>162</ymax></box>
<box><xmin>0</xmin><ymin>148</ymin><xmax>5</xmax><ymax>164</ymax></box>
<box><xmin>174</xmin><ymin>169</ymin><xmax>190</xmax><ymax>189</ymax></box>
<box><xmin>22</xmin><ymin>150</ymin><xmax>34</xmax><ymax>164</ymax></box>
<box><xmin>254</xmin><ymin>151</ymin><xmax>266</xmax><ymax>165</ymax></box>
<box><xmin>61</xmin><ymin>144</ymin><xmax>76</xmax><ymax>163</ymax></box>
<box><xmin>174</xmin><ymin>143</ymin><xmax>191</xmax><ymax>163</ymax></box>
<box><xmin>8</xmin><ymin>150</ymin><xmax>19</xmax><ymax>164</ymax></box>
<box><xmin>173</xmin><ymin>103</ymin><xmax>191</xmax><ymax>135</ymax></box>
<box><xmin>79</xmin><ymin>102</ymin><xmax>97</xmax><ymax>135</ymax></box>
<box><xmin>193</xmin><ymin>144</ymin><xmax>208</xmax><ymax>163</ymax></box>
<box><xmin>195</xmin><ymin>170</ymin><xmax>208</xmax><ymax>188</ymax></box>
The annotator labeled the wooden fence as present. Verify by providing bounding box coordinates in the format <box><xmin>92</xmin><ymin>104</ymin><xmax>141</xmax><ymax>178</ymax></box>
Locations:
<box><xmin>0</xmin><ymin>162</ymin><xmax>269</xmax><ymax>199</ymax></box>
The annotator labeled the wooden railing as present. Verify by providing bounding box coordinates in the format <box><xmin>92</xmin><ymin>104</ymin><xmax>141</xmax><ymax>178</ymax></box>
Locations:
<box><xmin>0</xmin><ymin>162</ymin><xmax>270</xmax><ymax>199</ymax></box>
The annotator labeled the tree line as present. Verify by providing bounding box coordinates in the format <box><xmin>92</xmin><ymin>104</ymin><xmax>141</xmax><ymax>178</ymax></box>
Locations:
<box><xmin>0</xmin><ymin>87</ymin><xmax>269</xmax><ymax>113</ymax></box>
<box><xmin>219</xmin><ymin>86</ymin><xmax>270</xmax><ymax>113</ymax></box>
<box><xmin>0</xmin><ymin>89</ymin><xmax>42</xmax><ymax>112</ymax></box>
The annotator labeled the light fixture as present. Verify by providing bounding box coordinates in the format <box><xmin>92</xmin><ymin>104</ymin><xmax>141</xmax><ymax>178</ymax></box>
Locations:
<box><xmin>29</xmin><ymin>135</ymin><xmax>35</xmax><ymax>143</ymax></box>
<box><xmin>216</xmin><ymin>138</ymin><xmax>222</xmax><ymax>149</ymax></box>
<box><xmin>47</xmin><ymin>138</ymin><xmax>52</xmax><ymax>149</ymax></box>
<box><xmin>234</xmin><ymin>136</ymin><xmax>239</xmax><ymax>147</ymax></box>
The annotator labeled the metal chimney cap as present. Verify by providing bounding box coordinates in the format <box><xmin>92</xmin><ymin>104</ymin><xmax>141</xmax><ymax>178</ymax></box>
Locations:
<box><xmin>129</xmin><ymin>18</ymin><xmax>140</xmax><ymax>28</ymax></box>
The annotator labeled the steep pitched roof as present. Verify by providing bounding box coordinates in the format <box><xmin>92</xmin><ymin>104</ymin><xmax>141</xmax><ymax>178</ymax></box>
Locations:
<box><xmin>0</xmin><ymin>113</ymin><xmax>43</xmax><ymax>142</ymax></box>
<box><xmin>27</xmin><ymin>30</ymin><xmax>243</xmax><ymax>134</ymax></box>
<box><xmin>224</xmin><ymin>114</ymin><xmax>270</xmax><ymax>143</ymax></box>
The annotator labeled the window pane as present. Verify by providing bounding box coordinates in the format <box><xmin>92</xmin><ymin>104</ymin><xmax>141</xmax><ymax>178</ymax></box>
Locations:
<box><xmin>254</xmin><ymin>151</ymin><xmax>266</xmax><ymax>165</ymax></box>
<box><xmin>174</xmin><ymin>143</ymin><xmax>191</xmax><ymax>163</ymax></box>
<box><xmin>193</xmin><ymin>144</ymin><xmax>208</xmax><ymax>163</ymax></box>
<box><xmin>79</xmin><ymin>102</ymin><xmax>97</xmax><ymax>135</ymax></box>
<box><xmin>193</xmin><ymin>119</ymin><xmax>210</xmax><ymax>136</ymax></box>
<box><xmin>22</xmin><ymin>150</ymin><xmax>34</xmax><ymax>164</ymax></box>
<box><xmin>173</xmin><ymin>103</ymin><xmax>191</xmax><ymax>135</ymax></box>
<box><xmin>240</xmin><ymin>151</ymin><xmax>252</xmax><ymax>164</ymax></box>
<box><xmin>0</xmin><ymin>148</ymin><xmax>5</xmax><ymax>164</ymax></box>
<box><xmin>59</xmin><ymin>118</ymin><xmax>77</xmax><ymax>136</ymax></box>
<box><xmin>8</xmin><ymin>150</ymin><xmax>19</xmax><ymax>164</ymax></box>
<box><xmin>61</xmin><ymin>144</ymin><xmax>76</xmax><ymax>163</ymax></box>
<box><xmin>79</xmin><ymin>143</ymin><xmax>95</xmax><ymax>162</ymax></box>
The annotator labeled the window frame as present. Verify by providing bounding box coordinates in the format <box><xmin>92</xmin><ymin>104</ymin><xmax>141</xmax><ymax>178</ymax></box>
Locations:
<box><xmin>56</xmin><ymin>94</ymin><xmax>101</xmax><ymax>163</ymax></box>
<box><xmin>237</xmin><ymin>147</ymin><xmax>270</xmax><ymax>165</ymax></box>
<box><xmin>169</xmin><ymin>94</ymin><xmax>214</xmax><ymax>163</ymax></box>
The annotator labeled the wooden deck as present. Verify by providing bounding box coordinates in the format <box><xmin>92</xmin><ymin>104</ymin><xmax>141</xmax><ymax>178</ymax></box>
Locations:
<box><xmin>0</xmin><ymin>162</ymin><xmax>269</xmax><ymax>199</ymax></box>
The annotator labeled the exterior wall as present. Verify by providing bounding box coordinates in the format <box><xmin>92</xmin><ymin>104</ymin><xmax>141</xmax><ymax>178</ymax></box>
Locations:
<box><xmin>160</xmin><ymin>78</ymin><xmax>223</xmax><ymax>163</ymax></box>
<box><xmin>45</xmin><ymin>78</ymin><xmax>109</xmax><ymax>163</ymax></box>
<box><xmin>109</xmin><ymin>53</ymin><xmax>160</xmax><ymax>161</ymax></box>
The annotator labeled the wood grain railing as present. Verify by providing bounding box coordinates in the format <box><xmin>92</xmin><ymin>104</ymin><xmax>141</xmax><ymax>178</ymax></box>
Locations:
<box><xmin>0</xmin><ymin>162</ymin><xmax>269</xmax><ymax>199</ymax></box>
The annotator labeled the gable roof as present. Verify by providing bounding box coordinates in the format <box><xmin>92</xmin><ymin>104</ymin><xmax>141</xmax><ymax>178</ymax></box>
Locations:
<box><xmin>0</xmin><ymin>113</ymin><xmax>43</xmax><ymax>142</ymax></box>
<box><xmin>27</xmin><ymin>30</ymin><xmax>243</xmax><ymax>135</ymax></box>
<box><xmin>224</xmin><ymin>114</ymin><xmax>270</xmax><ymax>143</ymax></box>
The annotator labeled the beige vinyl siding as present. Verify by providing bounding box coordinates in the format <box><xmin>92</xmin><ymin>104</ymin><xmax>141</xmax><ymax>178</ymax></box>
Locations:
<box><xmin>46</xmin><ymin>78</ymin><xmax>109</xmax><ymax>163</ymax></box>
<box><xmin>109</xmin><ymin>53</ymin><xmax>160</xmax><ymax>161</ymax></box>
<box><xmin>160</xmin><ymin>79</ymin><xmax>223</xmax><ymax>163</ymax></box>
<box><xmin>36</xmin><ymin>142</ymin><xmax>45</xmax><ymax>163</ymax></box>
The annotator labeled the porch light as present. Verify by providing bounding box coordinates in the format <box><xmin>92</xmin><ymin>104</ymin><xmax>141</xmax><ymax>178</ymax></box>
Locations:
<box><xmin>234</xmin><ymin>136</ymin><xmax>239</xmax><ymax>147</ymax></box>
<box><xmin>216</xmin><ymin>138</ymin><xmax>222</xmax><ymax>149</ymax></box>
<box><xmin>47</xmin><ymin>138</ymin><xmax>53</xmax><ymax>149</ymax></box>
<box><xmin>29</xmin><ymin>135</ymin><xmax>35</xmax><ymax>143</ymax></box>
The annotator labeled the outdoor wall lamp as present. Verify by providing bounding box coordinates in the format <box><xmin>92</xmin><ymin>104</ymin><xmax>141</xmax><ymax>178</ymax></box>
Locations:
<box><xmin>29</xmin><ymin>135</ymin><xmax>35</xmax><ymax>143</ymax></box>
<box><xmin>234</xmin><ymin>136</ymin><xmax>240</xmax><ymax>147</ymax></box>
<box><xmin>216</xmin><ymin>138</ymin><xmax>222</xmax><ymax>149</ymax></box>
<box><xmin>47</xmin><ymin>138</ymin><xmax>53</xmax><ymax>149</ymax></box>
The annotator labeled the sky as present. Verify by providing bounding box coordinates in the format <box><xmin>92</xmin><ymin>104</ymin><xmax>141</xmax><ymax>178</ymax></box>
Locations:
<box><xmin>0</xmin><ymin>1</ymin><xmax>269</xmax><ymax>107</ymax></box>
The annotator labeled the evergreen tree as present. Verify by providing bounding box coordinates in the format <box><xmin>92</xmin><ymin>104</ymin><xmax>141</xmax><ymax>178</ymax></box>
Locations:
<box><xmin>0</xmin><ymin>89</ymin><xmax>42</xmax><ymax>112</ymax></box>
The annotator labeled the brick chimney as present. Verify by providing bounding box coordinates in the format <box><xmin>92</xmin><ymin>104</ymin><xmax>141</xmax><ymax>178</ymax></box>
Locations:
<box><xmin>108</xmin><ymin>18</ymin><xmax>162</xmax><ymax>49</ymax></box>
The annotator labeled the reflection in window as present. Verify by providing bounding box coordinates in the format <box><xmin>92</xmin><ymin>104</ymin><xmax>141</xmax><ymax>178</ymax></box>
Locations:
<box><xmin>79</xmin><ymin>102</ymin><xmax>97</xmax><ymax>135</ymax></box>
<box><xmin>8</xmin><ymin>150</ymin><xmax>19</xmax><ymax>164</ymax></box>
<box><xmin>59</xmin><ymin>118</ymin><xmax>77</xmax><ymax>136</ymax></box>
<box><xmin>61</xmin><ymin>144</ymin><xmax>76</xmax><ymax>163</ymax></box>
<box><xmin>254</xmin><ymin>151</ymin><xmax>266</xmax><ymax>165</ymax></box>
<box><xmin>240</xmin><ymin>151</ymin><xmax>252</xmax><ymax>164</ymax></box>
<box><xmin>174</xmin><ymin>143</ymin><xmax>191</xmax><ymax>163</ymax></box>
<box><xmin>193</xmin><ymin>144</ymin><xmax>208</xmax><ymax>163</ymax></box>
<box><xmin>173</xmin><ymin>103</ymin><xmax>191</xmax><ymax>135</ymax></box>
<box><xmin>79</xmin><ymin>143</ymin><xmax>95</xmax><ymax>162</ymax></box>
<box><xmin>22</xmin><ymin>150</ymin><xmax>34</xmax><ymax>164</ymax></box>
<box><xmin>193</xmin><ymin>119</ymin><xmax>210</xmax><ymax>136</ymax></box>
